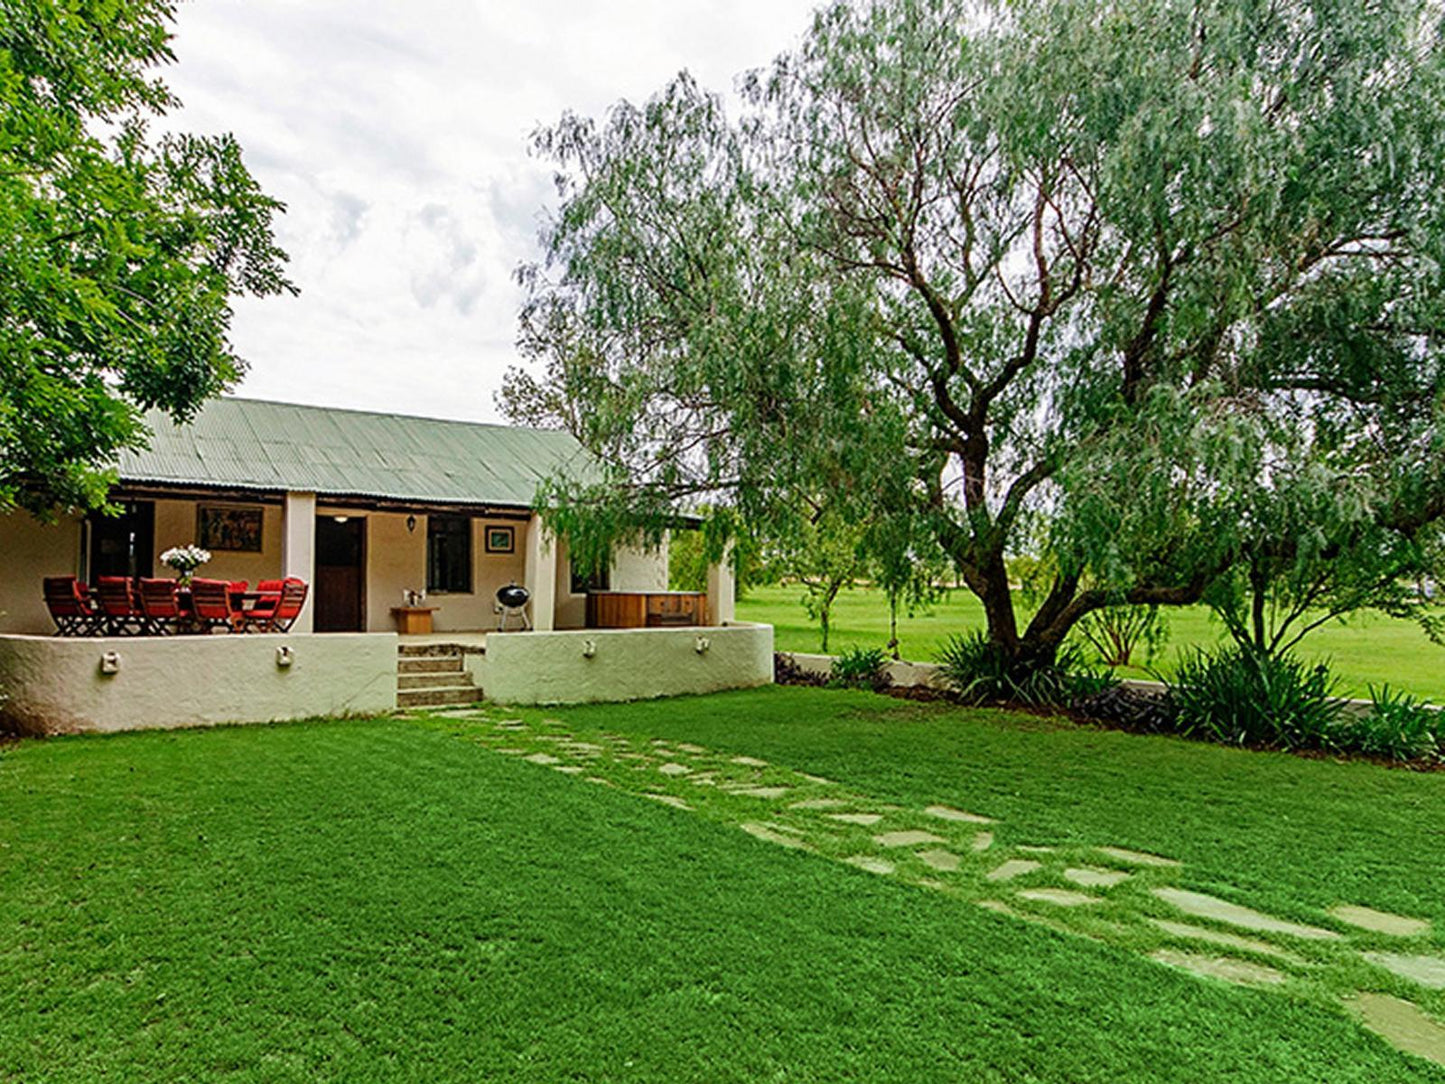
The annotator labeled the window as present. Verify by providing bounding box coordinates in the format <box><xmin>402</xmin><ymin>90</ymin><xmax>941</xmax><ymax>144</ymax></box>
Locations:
<box><xmin>427</xmin><ymin>515</ymin><xmax>472</xmax><ymax>593</ymax></box>
<box><xmin>570</xmin><ymin>551</ymin><xmax>611</xmax><ymax>595</ymax></box>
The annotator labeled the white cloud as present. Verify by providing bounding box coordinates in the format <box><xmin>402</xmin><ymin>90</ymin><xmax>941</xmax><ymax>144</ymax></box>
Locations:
<box><xmin>160</xmin><ymin>0</ymin><xmax>819</xmax><ymax>422</ymax></box>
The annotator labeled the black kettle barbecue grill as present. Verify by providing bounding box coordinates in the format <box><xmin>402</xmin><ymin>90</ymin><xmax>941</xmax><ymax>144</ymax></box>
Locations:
<box><xmin>495</xmin><ymin>583</ymin><xmax>531</xmax><ymax>631</ymax></box>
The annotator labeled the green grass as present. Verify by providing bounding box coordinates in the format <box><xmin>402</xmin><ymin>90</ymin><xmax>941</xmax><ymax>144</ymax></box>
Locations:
<box><xmin>739</xmin><ymin>583</ymin><xmax>1445</xmax><ymax>700</ymax></box>
<box><xmin>3</xmin><ymin>692</ymin><xmax>1443</xmax><ymax>1080</ymax></box>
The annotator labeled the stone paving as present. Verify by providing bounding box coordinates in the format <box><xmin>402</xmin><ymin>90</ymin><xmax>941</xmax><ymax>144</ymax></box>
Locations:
<box><xmin>416</xmin><ymin>707</ymin><xmax>1445</xmax><ymax>1070</ymax></box>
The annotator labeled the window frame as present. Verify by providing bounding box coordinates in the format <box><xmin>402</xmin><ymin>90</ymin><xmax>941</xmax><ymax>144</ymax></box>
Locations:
<box><xmin>426</xmin><ymin>514</ymin><xmax>473</xmax><ymax>594</ymax></box>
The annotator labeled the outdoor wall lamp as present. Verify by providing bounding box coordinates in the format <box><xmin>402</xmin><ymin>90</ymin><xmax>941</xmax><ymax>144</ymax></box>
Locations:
<box><xmin>582</xmin><ymin>639</ymin><xmax>597</xmax><ymax>659</ymax></box>
<box><xmin>275</xmin><ymin>645</ymin><xmax>295</xmax><ymax>668</ymax></box>
<box><xmin>99</xmin><ymin>651</ymin><xmax>121</xmax><ymax>675</ymax></box>
<box><xmin>333</xmin><ymin>515</ymin><xmax>349</xmax><ymax>524</ymax></box>
<box><xmin>406</xmin><ymin>514</ymin><xmax>417</xmax><ymax>533</ymax></box>
<box><xmin>695</xmin><ymin>636</ymin><xmax>711</xmax><ymax>655</ymax></box>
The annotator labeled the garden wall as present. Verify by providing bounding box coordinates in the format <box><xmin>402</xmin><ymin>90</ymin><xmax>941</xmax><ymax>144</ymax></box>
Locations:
<box><xmin>0</xmin><ymin>633</ymin><xmax>397</xmax><ymax>736</ymax></box>
<box><xmin>480</xmin><ymin>622</ymin><xmax>774</xmax><ymax>705</ymax></box>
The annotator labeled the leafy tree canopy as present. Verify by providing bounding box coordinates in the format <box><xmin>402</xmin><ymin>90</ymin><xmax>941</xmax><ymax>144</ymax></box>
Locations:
<box><xmin>0</xmin><ymin>0</ymin><xmax>294</xmax><ymax>515</ymax></box>
<box><xmin>504</xmin><ymin>0</ymin><xmax>1445</xmax><ymax>665</ymax></box>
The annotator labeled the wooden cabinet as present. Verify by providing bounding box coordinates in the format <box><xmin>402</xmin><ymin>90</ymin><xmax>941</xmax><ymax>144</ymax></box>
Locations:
<box><xmin>586</xmin><ymin>591</ymin><xmax>707</xmax><ymax>628</ymax></box>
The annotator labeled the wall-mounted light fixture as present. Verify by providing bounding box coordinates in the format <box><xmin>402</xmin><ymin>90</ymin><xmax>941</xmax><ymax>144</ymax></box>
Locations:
<box><xmin>581</xmin><ymin>639</ymin><xmax>597</xmax><ymax>659</ymax></box>
<box><xmin>275</xmin><ymin>645</ymin><xmax>295</xmax><ymax>668</ymax></box>
<box><xmin>99</xmin><ymin>651</ymin><xmax>121</xmax><ymax>675</ymax></box>
<box><xmin>333</xmin><ymin>515</ymin><xmax>349</xmax><ymax>524</ymax></box>
<box><xmin>695</xmin><ymin>636</ymin><xmax>711</xmax><ymax>654</ymax></box>
<box><xmin>406</xmin><ymin>514</ymin><xmax>417</xmax><ymax>533</ymax></box>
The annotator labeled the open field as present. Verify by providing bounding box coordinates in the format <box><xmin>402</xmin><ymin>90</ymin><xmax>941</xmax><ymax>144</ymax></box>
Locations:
<box><xmin>3</xmin><ymin>690</ymin><xmax>1443</xmax><ymax>1081</ymax></box>
<box><xmin>738</xmin><ymin>584</ymin><xmax>1445</xmax><ymax>701</ymax></box>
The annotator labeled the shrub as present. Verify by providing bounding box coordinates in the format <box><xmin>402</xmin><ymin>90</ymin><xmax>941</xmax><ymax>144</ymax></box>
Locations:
<box><xmin>1169</xmin><ymin>646</ymin><xmax>1346</xmax><ymax>749</ymax></box>
<box><xmin>936</xmin><ymin>632</ymin><xmax>1115</xmax><ymax>707</ymax></box>
<box><xmin>773</xmin><ymin>652</ymin><xmax>826</xmax><ymax>687</ymax></box>
<box><xmin>1076</xmin><ymin>604</ymin><xmax>1167</xmax><ymax>667</ymax></box>
<box><xmin>829</xmin><ymin>645</ymin><xmax>891</xmax><ymax>691</ymax></box>
<box><xmin>1347</xmin><ymin>685</ymin><xmax>1441</xmax><ymax>762</ymax></box>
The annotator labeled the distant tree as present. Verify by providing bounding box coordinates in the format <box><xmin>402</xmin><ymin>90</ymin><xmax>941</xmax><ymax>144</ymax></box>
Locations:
<box><xmin>0</xmin><ymin>0</ymin><xmax>294</xmax><ymax>514</ymax></box>
<box><xmin>504</xmin><ymin>0</ymin><xmax>1445</xmax><ymax>675</ymax></box>
<box><xmin>788</xmin><ymin>508</ymin><xmax>867</xmax><ymax>652</ymax></box>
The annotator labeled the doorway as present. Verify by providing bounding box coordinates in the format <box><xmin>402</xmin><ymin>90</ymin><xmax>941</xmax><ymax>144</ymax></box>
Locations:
<box><xmin>314</xmin><ymin>516</ymin><xmax>366</xmax><ymax>632</ymax></box>
<box><xmin>87</xmin><ymin>501</ymin><xmax>155</xmax><ymax>583</ymax></box>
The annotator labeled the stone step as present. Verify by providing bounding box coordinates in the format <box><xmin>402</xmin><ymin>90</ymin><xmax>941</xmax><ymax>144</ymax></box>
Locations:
<box><xmin>398</xmin><ymin>672</ymin><xmax>470</xmax><ymax>690</ymax></box>
<box><xmin>397</xmin><ymin>685</ymin><xmax>484</xmax><ymax>708</ymax></box>
<box><xmin>398</xmin><ymin>642</ymin><xmax>485</xmax><ymax>658</ymax></box>
<box><xmin>397</xmin><ymin>655</ymin><xmax>463</xmax><ymax>674</ymax></box>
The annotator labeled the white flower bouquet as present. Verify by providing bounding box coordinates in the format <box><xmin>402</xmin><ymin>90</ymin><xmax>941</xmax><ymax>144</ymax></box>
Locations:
<box><xmin>160</xmin><ymin>544</ymin><xmax>212</xmax><ymax>578</ymax></box>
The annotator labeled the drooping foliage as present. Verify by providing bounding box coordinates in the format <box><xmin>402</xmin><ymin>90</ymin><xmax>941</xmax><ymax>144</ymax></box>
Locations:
<box><xmin>0</xmin><ymin>0</ymin><xmax>294</xmax><ymax>514</ymax></box>
<box><xmin>505</xmin><ymin>0</ymin><xmax>1445</xmax><ymax>667</ymax></box>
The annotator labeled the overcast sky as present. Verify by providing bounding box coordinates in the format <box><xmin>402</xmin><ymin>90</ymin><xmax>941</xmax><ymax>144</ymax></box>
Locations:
<box><xmin>162</xmin><ymin>0</ymin><xmax>820</xmax><ymax>423</ymax></box>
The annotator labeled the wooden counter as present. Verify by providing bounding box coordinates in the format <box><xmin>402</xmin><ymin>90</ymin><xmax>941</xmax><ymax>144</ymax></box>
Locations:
<box><xmin>586</xmin><ymin>591</ymin><xmax>707</xmax><ymax>629</ymax></box>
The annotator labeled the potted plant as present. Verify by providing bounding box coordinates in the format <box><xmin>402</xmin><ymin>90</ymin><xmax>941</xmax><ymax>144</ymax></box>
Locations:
<box><xmin>160</xmin><ymin>544</ymin><xmax>211</xmax><ymax>586</ymax></box>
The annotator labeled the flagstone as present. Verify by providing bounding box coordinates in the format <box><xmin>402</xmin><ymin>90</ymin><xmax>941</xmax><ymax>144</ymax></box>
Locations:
<box><xmin>924</xmin><ymin>805</ymin><xmax>995</xmax><ymax>824</ymax></box>
<box><xmin>1017</xmin><ymin>845</ymin><xmax>1054</xmax><ymax>854</ymax></box>
<box><xmin>975</xmin><ymin>899</ymin><xmax>1021</xmax><ymax>917</ymax></box>
<box><xmin>917</xmin><ymin>849</ymin><xmax>962</xmax><ymax>872</ymax></box>
<box><xmin>675</xmin><ymin>743</ymin><xmax>708</xmax><ymax>754</ymax></box>
<box><xmin>658</xmin><ymin>762</ymin><xmax>692</xmax><ymax>776</ymax></box>
<box><xmin>874</xmin><ymin>829</ymin><xmax>945</xmax><ymax>848</ymax></box>
<box><xmin>1150</xmin><ymin>949</ymin><xmax>1286</xmax><ymax>987</ymax></box>
<box><xmin>731</xmin><ymin>756</ymin><xmax>769</xmax><ymax>767</ymax></box>
<box><xmin>730</xmin><ymin>786</ymin><xmax>792</xmax><ymax>799</ymax></box>
<box><xmin>1096</xmin><ymin>846</ymin><xmax>1181</xmax><ymax>868</ymax></box>
<box><xmin>1063</xmin><ymin>867</ymin><xmax>1131</xmax><ymax>889</ymax></box>
<box><xmin>552</xmin><ymin>765</ymin><xmax>585</xmax><ymax>774</ymax></box>
<box><xmin>1363</xmin><ymin>952</ymin><xmax>1445</xmax><ymax>989</ymax></box>
<box><xmin>797</xmin><ymin>773</ymin><xmax>837</xmax><ymax>786</ymax></box>
<box><xmin>791</xmin><ymin>798</ymin><xmax>850</xmax><ymax>810</ymax></box>
<box><xmin>524</xmin><ymin>753</ymin><xmax>560</xmax><ymax>766</ymax></box>
<box><xmin>1147</xmin><ymin>919</ymin><xmax>1300</xmax><ymax>962</ymax></box>
<box><xmin>742</xmin><ymin>822</ymin><xmax>810</xmax><ymax>849</ymax></box>
<box><xmin>972</xmin><ymin>831</ymin><xmax>994</xmax><ymax>852</ymax></box>
<box><xmin>495</xmin><ymin>748</ymin><xmax>527</xmax><ymax>755</ymax></box>
<box><xmin>643</xmin><ymin>793</ymin><xmax>691</xmax><ymax>810</ymax></box>
<box><xmin>1329</xmin><ymin>905</ymin><xmax>1431</xmax><ymax>938</ymax></box>
<box><xmin>1348</xmin><ymin>993</ymin><xmax>1445</xmax><ymax>1068</ymax></box>
<box><xmin>985</xmin><ymin>859</ymin><xmax>1041</xmax><ymax>882</ymax></box>
<box><xmin>845</xmin><ymin>855</ymin><xmax>895</xmax><ymax>875</ymax></box>
<box><xmin>1152</xmin><ymin>888</ymin><xmax>1341</xmax><ymax>941</ymax></box>
<box><xmin>1017</xmin><ymin>888</ymin><xmax>1098</xmax><ymax>907</ymax></box>
<box><xmin>827</xmin><ymin>813</ymin><xmax>883</xmax><ymax>826</ymax></box>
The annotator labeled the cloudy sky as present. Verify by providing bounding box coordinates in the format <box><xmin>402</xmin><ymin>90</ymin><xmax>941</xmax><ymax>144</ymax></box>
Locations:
<box><xmin>162</xmin><ymin>0</ymin><xmax>821</xmax><ymax>423</ymax></box>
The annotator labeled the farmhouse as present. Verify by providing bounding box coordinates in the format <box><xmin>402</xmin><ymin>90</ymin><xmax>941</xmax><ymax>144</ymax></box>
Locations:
<box><xmin>0</xmin><ymin>398</ymin><xmax>770</xmax><ymax>733</ymax></box>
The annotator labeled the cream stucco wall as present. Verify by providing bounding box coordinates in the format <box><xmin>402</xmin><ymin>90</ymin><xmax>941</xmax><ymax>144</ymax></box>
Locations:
<box><xmin>479</xmin><ymin>621</ymin><xmax>773</xmax><ymax>705</ymax></box>
<box><xmin>152</xmin><ymin>498</ymin><xmax>283</xmax><ymax>585</ymax></box>
<box><xmin>0</xmin><ymin>512</ymin><xmax>84</xmax><ymax>634</ymax></box>
<box><xmin>552</xmin><ymin>535</ymin><xmax>670</xmax><ymax>630</ymax></box>
<box><xmin>0</xmin><ymin>632</ymin><xmax>397</xmax><ymax>735</ymax></box>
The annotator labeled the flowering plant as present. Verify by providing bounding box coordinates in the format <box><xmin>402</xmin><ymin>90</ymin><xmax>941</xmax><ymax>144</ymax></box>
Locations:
<box><xmin>160</xmin><ymin>545</ymin><xmax>211</xmax><ymax>575</ymax></box>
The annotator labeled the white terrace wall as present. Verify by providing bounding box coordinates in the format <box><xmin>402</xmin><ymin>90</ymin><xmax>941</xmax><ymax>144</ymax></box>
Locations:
<box><xmin>479</xmin><ymin>621</ymin><xmax>773</xmax><ymax>706</ymax></box>
<box><xmin>0</xmin><ymin>633</ymin><xmax>397</xmax><ymax>736</ymax></box>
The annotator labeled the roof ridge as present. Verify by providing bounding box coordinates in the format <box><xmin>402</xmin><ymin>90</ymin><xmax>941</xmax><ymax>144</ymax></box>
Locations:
<box><xmin>206</xmin><ymin>395</ymin><xmax>573</xmax><ymax>438</ymax></box>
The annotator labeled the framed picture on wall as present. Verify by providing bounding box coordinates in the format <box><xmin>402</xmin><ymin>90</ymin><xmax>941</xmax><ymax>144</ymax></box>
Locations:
<box><xmin>484</xmin><ymin>524</ymin><xmax>515</xmax><ymax>554</ymax></box>
<box><xmin>196</xmin><ymin>504</ymin><xmax>264</xmax><ymax>553</ymax></box>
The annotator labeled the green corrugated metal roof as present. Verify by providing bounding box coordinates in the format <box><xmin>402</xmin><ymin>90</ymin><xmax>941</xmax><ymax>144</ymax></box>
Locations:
<box><xmin>118</xmin><ymin>397</ymin><xmax>597</xmax><ymax>508</ymax></box>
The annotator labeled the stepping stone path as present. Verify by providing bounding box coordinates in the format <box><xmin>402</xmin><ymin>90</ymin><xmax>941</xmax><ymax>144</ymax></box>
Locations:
<box><xmin>1363</xmin><ymin>952</ymin><xmax>1445</xmax><ymax>989</ymax></box>
<box><xmin>1152</xmin><ymin>888</ymin><xmax>1342</xmax><ymax>941</ymax></box>
<box><xmin>986</xmin><ymin>859</ymin><xmax>1041</xmax><ymax>883</ymax></box>
<box><xmin>1330</xmin><ymin>904</ymin><xmax>1432</xmax><ymax>939</ymax></box>
<box><xmin>874</xmin><ymin>830</ymin><xmax>945</xmax><ymax>848</ymax></box>
<box><xmin>422</xmin><ymin>707</ymin><xmax>1445</xmax><ymax>1071</ymax></box>
<box><xmin>1063</xmin><ymin>867</ymin><xmax>1131</xmax><ymax>889</ymax></box>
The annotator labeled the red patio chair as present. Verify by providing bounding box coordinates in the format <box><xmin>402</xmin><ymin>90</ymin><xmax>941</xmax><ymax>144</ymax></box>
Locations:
<box><xmin>42</xmin><ymin>576</ymin><xmax>98</xmax><ymax>636</ymax></box>
<box><xmin>245</xmin><ymin>578</ymin><xmax>308</xmax><ymax>633</ymax></box>
<box><xmin>190</xmin><ymin>578</ymin><xmax>241</xmax><ymax>633</ymax></box>
<box><xmin>138</xmin><ymin>578</ymin><xmax>182</xmax><ymax>635</ymax></box>
<box><xmin>95</xmin><ymin>576</ymin><xmax>144</xmax><ymax>635</ymax></box>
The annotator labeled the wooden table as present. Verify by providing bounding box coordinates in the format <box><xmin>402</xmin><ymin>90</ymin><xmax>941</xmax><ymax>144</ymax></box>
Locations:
<box><xmin>391</xmin><ymin>606</ymin><xmax>439</xmax><ymax>634</ymax></box>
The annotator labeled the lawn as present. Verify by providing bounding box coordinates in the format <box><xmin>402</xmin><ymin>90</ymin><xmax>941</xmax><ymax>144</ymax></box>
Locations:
<box><xmin>3</xmin><ymin>690</ymin><xmax>1443</xmax><ymax>1081</ymax></box>
<box><xmin>739</xmin><ymin>583</ymin><xmax>1445</xmax><ymax>701</ymax></box>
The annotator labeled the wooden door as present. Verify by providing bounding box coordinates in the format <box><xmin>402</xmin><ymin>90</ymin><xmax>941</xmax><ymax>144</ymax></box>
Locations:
<box><xmin>314</xmin><ymin>516</ymin><xmax>365</xmax><ymax>632</ymax></box>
